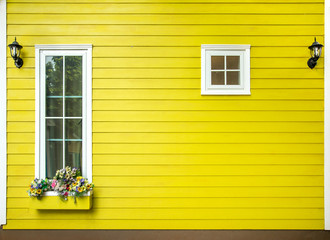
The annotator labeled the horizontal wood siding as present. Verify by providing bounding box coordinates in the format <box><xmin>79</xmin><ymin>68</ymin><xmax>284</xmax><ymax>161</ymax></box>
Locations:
<box><xmin>5</xmin><ymin>0</ymin><xmax>324</xmax><ymax>230</ymax></box>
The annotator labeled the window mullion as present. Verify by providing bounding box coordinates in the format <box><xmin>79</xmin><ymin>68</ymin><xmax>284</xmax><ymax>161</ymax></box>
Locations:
<box><xmin>224</xmin><ymin>56</ymin><xmax>227</xmax><ymax>85</ymax></box>
<box><xmin>62</xmin><ymin>56</ymin><xmax>65</xmax><ymax>169</ymax></box>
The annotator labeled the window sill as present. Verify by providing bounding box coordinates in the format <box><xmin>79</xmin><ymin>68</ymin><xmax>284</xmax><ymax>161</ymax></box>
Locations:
<box><xmin>29</xmin><ymin>191</ymin><xmax>93</xmax><ymax>210</ymax></box>
<box><xmin>201</xmin><ymin>89</ymin><xmax>251</xmax><ymax>95</ymax></box>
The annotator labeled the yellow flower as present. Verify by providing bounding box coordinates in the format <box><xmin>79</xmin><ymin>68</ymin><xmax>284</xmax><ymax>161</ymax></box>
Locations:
<box><xmin>37</xmin><ymin>189</ymin><xmax>42</xmax><ymax>194</ymax></box>
<box><xmin>86</xmin><ymin>184</ymin><xmax>90</xmax><ymax>190</ymax></box>
<box><xmin>77</xmin><ymin>177</ymin><xmax>82</xmax><ymax>181</ymax></box>
<box><xmin>72</xmin><ymin>182</ymin><xmax>77</xmax><ymax>186</ymax></box>
<box><xmin>78</xmin><ymin>187</ymin><xmax>82</xmax><ymax>192</ymax></box>
<box><xmin>82</xmin><ymin>186</ymin><xmax>86</xmax><ymax>192</ymax></box>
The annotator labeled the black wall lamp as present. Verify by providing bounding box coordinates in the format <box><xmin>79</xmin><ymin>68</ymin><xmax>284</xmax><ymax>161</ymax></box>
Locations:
<box><xmin>307</xmin><ymin>37</ymin><xmax>323</xmax><ymax>69</ymax></box>
<box><xmin>8</xmin><ymin>37</ymin><xmax>23</xmax><ymax>68</ymax></box>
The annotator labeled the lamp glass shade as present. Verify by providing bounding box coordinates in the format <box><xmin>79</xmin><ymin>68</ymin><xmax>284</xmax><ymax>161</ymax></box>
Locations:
<box><xmin>310</xmin><ymin>46</ymin><xmax>322</xmax><ymax>58</ymax></box>
<box><xmin>9</xmin><ymin>46</ymin><xmax>18</xmax><ymax>58</ymax></box>
<box><xmin>314</xmin><ymin>47</ymin><xmax>322</xmax><ymax>58</ymax></box>
<box><xmin>310</xmin><ymin>48</ymin><xmax>314</xmax><ymax>58</ymax></box>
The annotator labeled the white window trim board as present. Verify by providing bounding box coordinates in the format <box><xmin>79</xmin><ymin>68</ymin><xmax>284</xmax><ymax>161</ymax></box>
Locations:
<box><xmin>0</xmin><ymin>0</ymin><xmax>7</xmax><ymax>226</ymax></box>
<box><xmin>201</xmin><ymin>44</ymin><xmax>251</xmax><ymax>50</ymax></box>
<box><xmin>201</xmin><ymin>44</ymin><xmax>251</xmax><ymax>95</ymax></box>
<box><xmin>35</xmin><ymin>44</ymin><xmax>92</xmax><ymax>50</ymax></box>
<box><xmin>324</xmin><ymin>0</ymin><xmax>330</xmax><ymax>230</ymax></box>
<box><xmin>35</xmin><ymin>45</ymin><xmax>93</xmax><ymax>182</ymax></box>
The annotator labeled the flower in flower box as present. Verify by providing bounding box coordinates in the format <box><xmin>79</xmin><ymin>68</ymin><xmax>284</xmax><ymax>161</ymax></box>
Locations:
<box><xmin>27</xmin><ymin>178</ymin><xmax>51</xmax><ymax>199</ymax></box>
<box><xmin>27</xmin><ymin>166</ymin><xmax>94</xmax><ymax>202</ymax></box>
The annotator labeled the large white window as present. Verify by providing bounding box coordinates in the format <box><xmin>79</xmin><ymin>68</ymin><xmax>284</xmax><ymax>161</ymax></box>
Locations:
<box><xmin>35</xmin><ymin>45</ymin><xmax>92</xmax><ymax>181</ymax></box>
<box><xmin>201</xmin><ymin>44</ymin><xmax>251</xmax><ymax>95</ymax></box>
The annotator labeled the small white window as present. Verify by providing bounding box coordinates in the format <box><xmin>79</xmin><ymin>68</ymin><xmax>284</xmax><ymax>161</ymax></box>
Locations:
<box><xmin>35</xmin><ymin>45</ymin><xmax>92</xmax><ymax>181</ymax></box>
<box><xmin>201</xmin><ymin>44</ymin><xmax>251</xmax><ymax>95</ymax></box>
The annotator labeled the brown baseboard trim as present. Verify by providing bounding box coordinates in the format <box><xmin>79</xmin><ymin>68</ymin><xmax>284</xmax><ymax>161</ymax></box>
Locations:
<box><xmin>1</xmin><ymin>230</ymin><xmax>330</xmax><ymax>240</ymax></box>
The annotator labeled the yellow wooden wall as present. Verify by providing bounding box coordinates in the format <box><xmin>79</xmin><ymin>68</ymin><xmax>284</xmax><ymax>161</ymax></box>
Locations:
<box><xmin>5</xmin><ymin>0</ymin><xmax>324</xmax><ymax>229</ymax></box>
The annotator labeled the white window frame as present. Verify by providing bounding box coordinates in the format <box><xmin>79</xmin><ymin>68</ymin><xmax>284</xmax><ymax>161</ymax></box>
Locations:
<box><xmin>35</xmin><ymin>45</ymin><xmax>93</xmax><ymax>185</ymax></box>
<box><xmin>201</xmin><ymin>44</ymin><xmax>251</xmax><ymax>95</ymax></box>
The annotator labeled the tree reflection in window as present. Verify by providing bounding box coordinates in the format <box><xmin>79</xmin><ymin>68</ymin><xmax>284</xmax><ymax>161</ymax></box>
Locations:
<box><xmin>45</xmin><ymin>56</ymin><xmax>83</xmax><ymax>178</ymax></box>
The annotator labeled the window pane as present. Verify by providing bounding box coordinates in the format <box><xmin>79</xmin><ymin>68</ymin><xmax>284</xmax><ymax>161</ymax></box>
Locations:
<box><xmin>65</xmin><ymin>56</ymin><xmax>82</xmax><ymax>96</ymax></box>
<box><xmin>211</xmin><ymin>56</ymin><xmax>224</xmax><ymax>70</ymax></box>
<box><xmin>65</xmin><ymin>141</ymin><xmax>82</xmax><ymax>170</ymax></box>
<box><xmin>65</xmin><ymin>119</ymin><xmax>82</xmax><ymax>139</ymax></box>
<box><xmin>227</xmin><ymin>71</ymin><xmax>240</xmax><ymax>85</ymax></box>
<box><xmin>46</xmin><ymin>141</ymin><xmax>63</xmax><ymax>178</ymax></box>
<box><xmin>226</xmin><ymin>56</ymin><xmax>240</xmax><ymax>69</ymax></box>
<box><xmin>211</xmin><ymin>72</ymin><xmax>225</xmax><ymax>85</ymax></box>
<box><xmin>46</xmin><ymin>56</ymin><xmax>63</xmax><ymax>96</ymax></box>
<box><xmin>65</xmin><ymin>98</ymin><xmax>82</xmax><ymax>117</ymax></box>
<box><xmin>46</xmin><ymin>98</ymin><xmax>63</xmax><ymax>117</ymax></box>
<box><xmin>46</xmin><ymin>119</ymin><xmax>63</xmax><ymax>140</ymax></box>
